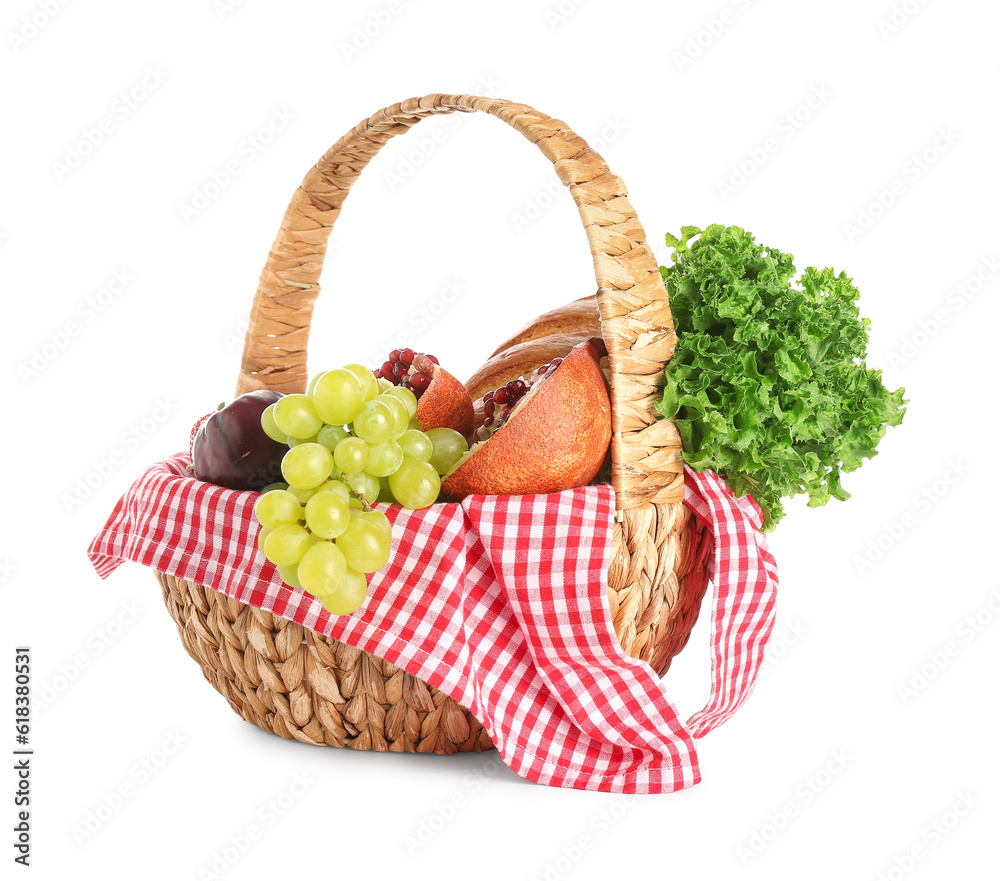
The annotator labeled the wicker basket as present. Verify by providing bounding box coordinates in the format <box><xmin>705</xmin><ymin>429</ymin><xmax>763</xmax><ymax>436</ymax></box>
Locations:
<box><xmin>156</xmin><ymin>94</ymin><xmax>713</xmax><ymax>754</ymax></box>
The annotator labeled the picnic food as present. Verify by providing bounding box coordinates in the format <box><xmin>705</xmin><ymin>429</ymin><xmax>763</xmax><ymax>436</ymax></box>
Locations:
<box><xmin>93</xmin><ymin>94</ymin><xmax>806</xmax><ymax>760</ymax></box>
<box><xmin>486</xmin><ymin>294</ymin><xmax>601</xmax><ymax>358</ymax></box>
<box><xmin>191</xmin><ymin>390</ymin><xmax>288</xmax><ymax>491</ymax></box>
<box><xmin>656</xmin><ymin>224</ymin><xmax>906</xmax><ymax>530</ymax></box>
<box><xmin>442</xmin><ymin>338</ymin><xmax>611</xmax><ymax>499</ymax></box>
<box><xmin>376</xmin><ymin>349</ymin><xmax>474</xmax><ymax>437</ymax></box>
<box><xmin>250</xmin><ymin>363</ymin><xmax>449</xmax><ymax>614</ymax></box>
<box><xmin>425</xmin><ymin>427</ymin><xmax>469</xmax><ymax>475</ymax></box>
<box><xmin>466</xmin><ymin>332</ymin><xmax>593</xmax><ymax>406</ymax></box>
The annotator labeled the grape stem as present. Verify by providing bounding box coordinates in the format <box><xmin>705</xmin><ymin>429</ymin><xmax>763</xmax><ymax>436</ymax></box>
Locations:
<box><xmin>340</xmin><ymin>470</ymin><xmax>374</xmax><ymax>511</ymax></box>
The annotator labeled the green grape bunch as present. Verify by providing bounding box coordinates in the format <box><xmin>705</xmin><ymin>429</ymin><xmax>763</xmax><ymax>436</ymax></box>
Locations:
<box><xmin>253</xmin><ymin>363</ymin><xmax>469</xmax><ymax>615</ymax></box>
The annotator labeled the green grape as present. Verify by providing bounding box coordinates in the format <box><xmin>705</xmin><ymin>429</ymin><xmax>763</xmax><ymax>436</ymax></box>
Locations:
<box><xmin>365</xmin><ymin>439</ymin><xmax>403</xmax><ymax>477</ymax></box>
<box><xmin>287</xmin><ymin>433</ymin><xmax>319</xmax><ymax>447</ymax></box>
<box><xmin>383</xmin><ymin>386</ymin><xmax>418</xmax><ymax>419</ymax></box>
<box><xmin>297</xmin><ymin>541</ymin><xmax>348</xmax><ymax>597</ymax></box>
<box><xmin>353</xmin><ymin>400</ymin><xmax>394</xmax><ymax>443</ymax></box>
<box><xmin>280</xmin><ymin>443</ymin><xmax>334</xmax><ymax>490</ymax></box>
<box><xmin>288</xmin><ymin>484</ymin><xmax>317</xmax><ymax>505</ymax></box>
<box><xmin>316</xmin><ymin>567</ymin><xmax>368</xmax><ymax>616</ymax></box>
<box><xmin>305</xmin><ymin>491</ymin><xmax>351</xmax><ymax>539</ymax></box>
<box><xmin>343</xmin><ymin>364</ymin><xmax>379</xmax><ymax>402</ymax></box>
<box><xmin>348</xmin><ymin>471</ymin><xmax>380</xmax><ymax>504</ymax></box>
<box><xmin>398</xmin><ymin>429</ymin><xmax>433</xmax><ymax>463</ymax></box>
<box><xmin>315</xmin><ymin>479</ymin><xmax>351</xmax><ymax>503</ymax></box>
<box><xmin>307</xmin><ymin>371</ymin><xmax>328</xmax><ymax>397</ymax></box>
<box><xmin>348</xmin><ymin>497</ymin><xmax>364</xmax><ymax>511</ymax></box>
<box><xmin>389</xmin><ymin>459</ymin><xmax>441</xmax><ymax>509</ymax></box>
<box><xmin>260</xmin><ymin>404</ymin><xmax>286</xmax><ymax>444</ymax></box>
<box><xmin>334</xmin><ymin>437</ymin><xmax>370</xmax><ymax>474</ymax></box>
<box><xmin>273</xmin><ymin>394</ymin><xmax>323</xmax><ymax>439</ymax></box>
<box><xmin>378</xmin><ymin>393</ymin><xmax>410</xmax><ymax>438</ymax></box>
<box><xmin>263</xmin><ymin>523</ymin><xmax>312</xmax><ymax>566</ymax></box>
<box><xmin>378</xmin><ymin>475</ymin><xmax>398</xmax><ymax>504</ymax></box>
<box><xmin>407</xmin><ymin>417</ymin><xmax>421</xmax><ymax>431</ymax></box>
<box><xmin>356</xmin><ymin>509</ymin><xmax>391</xmax><ymax>540</ymax></box>
<box><xmin>313</xmin><ymin>369</ymin><xmax>365</xmax><ymax>425</ymax></box>
<box><xmin>259</xmin><ymin>481</ymin><xmax>289</xmax><ymax>494</ymax></box>
<box><xmin>317</xmin><ymin>424</ymin><xmax>349</xmax><ymax>452</ymax></box>
<box><xmin>425</xmin><ymin>427</ymin><xmax>469</xmax><ymax>475</ymax></box>
<box><xmin>277</xmin><ymin>563</ymin><xmax>302</xmax><ymax>589</ymax></box>
<box><xmin>257</xmin><ymin>526</ymin><xmax>272</xmax><ymax>553</ymax></box>
<box><xmin>254</xmin><ymin>490</ymin><xmax>303</xmax><ymax>527</ymax></box>
<box><xmin>336</xmin><ymin>516</ymin><xmax>392</xmax><ymax>573</ymax></box>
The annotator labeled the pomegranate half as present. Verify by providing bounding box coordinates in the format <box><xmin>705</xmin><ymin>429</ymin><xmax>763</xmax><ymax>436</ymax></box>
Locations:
<box><xmin>442</xmin><ymin>338</ymin><xmax>611</xmax><ymax>499</ymax></box>
<box><xmin>376</xmin><ymin>349</ymin><xmax>474</xmax><ymax>437</ymax></box>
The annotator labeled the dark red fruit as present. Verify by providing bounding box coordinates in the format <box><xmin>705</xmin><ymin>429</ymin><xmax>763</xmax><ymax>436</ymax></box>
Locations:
<box><xmin>443</xmin><ymin>339</ymin><xmax>611</xmax><ymax>499</ymax></box>
<box><xmin>192</xmin><ymin>390</ymin><xmax>288</xmax><ymax>491</ymax></box>
<box><xmin>374</xmin><ymin>348</ymin><xmax>474</xmax><ymax>436</ymax></box>
<box><xmin>474</xmin><ymin>359</ymin><xmax>560</xmax><ymax>442</ymax></box>
<box><xmin>408</xmin><ymin>372</ymin><xmax>431</xmax><ymax>393</ymax></box>
<box><xmin>377</xmin><ymin>350</ymin><xmax>440</xmax><ymax>399</ymax></box>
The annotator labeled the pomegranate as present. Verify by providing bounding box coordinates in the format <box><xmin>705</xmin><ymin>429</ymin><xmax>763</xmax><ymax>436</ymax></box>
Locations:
<box><xmin>442</xmin><ymin>338</ymin><xmax>611</xmax><ymax>499</ymax></box>
<box><xmin>476</xmin><ymin>359</ymin><xmax>561</xmax><ymax>442</ymax></box>
<box><xmin>192</xmin><ymin>390</ymin><xmax>288</xmax><ymax>491</ymax></box>
<box><xmin>376</xmin><ymin>348</ymin><xmax>474</xmax><ymax>437</ymax></box>
<box><xmin>465</xmin><ymin>332</ymin><xmax>593</xmax><ymax>407</ymax></box>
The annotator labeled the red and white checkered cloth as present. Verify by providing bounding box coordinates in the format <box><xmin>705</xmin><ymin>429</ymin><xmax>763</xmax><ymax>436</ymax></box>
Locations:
<box><xmin>88</xmin><ymin>453</ymin><xmax>777</xmax><ymax>793</ymax></box>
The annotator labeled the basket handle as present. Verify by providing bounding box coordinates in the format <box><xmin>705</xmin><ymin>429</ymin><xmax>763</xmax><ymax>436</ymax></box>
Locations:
<box><xmin>236</xmin><ymin>93</ymin><xmax>683</xmax><ymax>511</ymax></box>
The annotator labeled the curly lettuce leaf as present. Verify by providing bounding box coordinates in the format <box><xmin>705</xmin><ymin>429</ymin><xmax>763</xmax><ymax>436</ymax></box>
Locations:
<box><xmin>656</xmin><ymin>224</ymin><xmax>906</xmax><ymax>530</ymax></box>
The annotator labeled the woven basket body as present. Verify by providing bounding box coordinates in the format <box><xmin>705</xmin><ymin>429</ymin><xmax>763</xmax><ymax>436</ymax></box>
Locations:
<box><xmin>158</xmin><ymin>94</ymin><xmax>712</xmax><ymax>753</ymax></box>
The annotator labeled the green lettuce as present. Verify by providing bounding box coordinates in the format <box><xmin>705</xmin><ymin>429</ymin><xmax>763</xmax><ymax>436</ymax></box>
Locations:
<box><xmin>655</xmin><ymin>224</ymin><xmax>906</xmax><ymax>530</ymax></box>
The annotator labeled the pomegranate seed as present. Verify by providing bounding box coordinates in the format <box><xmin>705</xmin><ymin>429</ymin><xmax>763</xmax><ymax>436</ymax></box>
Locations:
<box><xmin>400</xmin><ymin>348</ymin><xmax>415</xmax><ymax>367</ymax></box>
<box><xmin>409</xmin><ymin>373</ymin><xmax>431</xmax><ymax>393</ymax></box>
<box><xmin>482</xmin><ymin>416</ymin><xmax>493</xmax><ymax>427</ymax></box>
<box><xmin>537</xmin><ymin>365</ymin><xmax>548</xmax><ymax>376</ymax></box>
<box><xmin>392</xmin><ymin>362</ymin><xmax>408</xmax><ymax>381</ymax></box>
<box><xmin>389</xmin><ymin>349</ymin><xmax>401</xmax><ymax>361</ymax></box>
<box><xmin>485</xmin><ymin>401</ymin><xmax>495</xmax><ymax>417</ymax></box>
<box><xmin>483</xmin><ymin>390</ymin><xmax>494</xmax><ymax>401</ymax></box>
<box><xmin>373</xmin><ymin>368</ymin><xmax>382</xmax><ymax>379</ymax></box>
<box><xmin>494</xmin><ymin>388</ymin><xmax>510</xmax><ymax>405</ymax></box>
<box><xmin>427</xmin><ymin>355</ymin><xmax>439</xmax><ymax>365</ymax></box>
<box><xmin>381</xmin><ymin>360</ymin><xmax>394</xmax><ymax>377</ymax></box>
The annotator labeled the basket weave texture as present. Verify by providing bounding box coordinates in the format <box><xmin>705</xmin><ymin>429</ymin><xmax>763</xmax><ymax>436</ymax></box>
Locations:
<box><xmin>158</xmin><ymin>94</ymin><xmax>713</xmax><ymax>753</ymax></box>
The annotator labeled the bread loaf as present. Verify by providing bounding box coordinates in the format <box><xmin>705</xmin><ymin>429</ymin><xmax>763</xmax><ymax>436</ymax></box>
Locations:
<box><xmin>486</xmin><ymin>294</ymin><xmax>600</xmax><ymax>359</ymax></box>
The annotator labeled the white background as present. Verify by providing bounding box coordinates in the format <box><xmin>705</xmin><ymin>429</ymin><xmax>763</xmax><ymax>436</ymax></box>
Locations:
<box><xmin>3</xmin><ymin>0</ymin><xmax>998</xmax><ymax>878</ymax></box>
